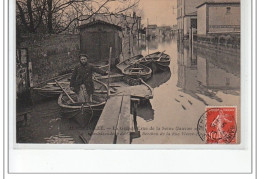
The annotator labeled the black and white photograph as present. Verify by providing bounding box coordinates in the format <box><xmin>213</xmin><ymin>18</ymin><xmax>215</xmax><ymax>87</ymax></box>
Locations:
<box><xmin>16</xmin><ymin>0</ymin><xmax>241</xmax><ymax>145</ymax></box>
<box><xmin>2</xmin><ymin>0</ymin><xmax>258</xmax><ymax>176</ymax></box>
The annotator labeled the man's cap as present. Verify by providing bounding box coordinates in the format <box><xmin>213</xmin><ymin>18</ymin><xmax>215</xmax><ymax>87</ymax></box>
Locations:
<box><xmin>79</xmin><ymin>54</ymin><xmax>90</xmax><ymax>59</ymax></box>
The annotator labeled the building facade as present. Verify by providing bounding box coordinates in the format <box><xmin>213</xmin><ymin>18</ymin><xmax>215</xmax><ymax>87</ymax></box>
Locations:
<box><xmin>79</xmin><ymin>13</ymin><xmax>143</xmax><ymax>61</ymax></box>
<box><xmin>177</xmin><ymin>0</ymin><xmax>240</xmax><ymax>39</ymax></box>
<box><xmin>157</xmin><ymin>26</ymin><xmax>173</xmax><ymax>38</ymax></box>
<box><xmin>78</xmin><ymin>20</ymin><xmax>122</xmax><ymax>66</ymax></box>
<box><xmin>177</xmin><ymin>0</ymin><xmax>206</xmax><ymax>40</ymax></box>
<box><xmin>197</xmin><ymin>2</ymin><xmax>240</xmax><ymax>35</ymax></box>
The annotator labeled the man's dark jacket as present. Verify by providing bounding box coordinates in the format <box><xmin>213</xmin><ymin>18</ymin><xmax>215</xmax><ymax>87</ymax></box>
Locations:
<box><xmin>70</xmin><ymin>62</ymin><xmax>106</xmax><ymax>94</ymax></box>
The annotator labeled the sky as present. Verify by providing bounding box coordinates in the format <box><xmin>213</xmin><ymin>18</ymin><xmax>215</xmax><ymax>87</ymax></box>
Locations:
<box><xmin>138</xmin><ymin>0</ymin><xmax>177</xmax><ymax>26</ymax></box>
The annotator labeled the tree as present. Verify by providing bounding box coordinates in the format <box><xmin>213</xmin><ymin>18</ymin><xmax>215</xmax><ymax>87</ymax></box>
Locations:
<box><xmin>16</xmin><ymin>0</ymin><xmax>47</xmax><ymax>33</ymax></box>
<box><xmin>16</xmin><ymin>0</ymin><xmax>141</xmax><ymax>34</ymax></box>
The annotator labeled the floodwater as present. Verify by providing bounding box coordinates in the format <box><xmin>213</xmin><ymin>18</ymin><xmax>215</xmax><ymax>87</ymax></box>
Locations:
<box><xmin>17</xmin><ymin>37</ymin><xmax>240</xmax><ymax>144</ymax></box>
<box><xmin>132</xmin><ymin>38</ymin><xmax>240</xmax><ymax>144</ymax></box>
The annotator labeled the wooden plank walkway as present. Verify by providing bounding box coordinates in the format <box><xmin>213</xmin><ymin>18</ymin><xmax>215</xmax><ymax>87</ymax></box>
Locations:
<box><xmin>88</xmin><ymin>75</ymin><xmax>153</xmax><ymax>144</ymax></box>
<box><xmin>116</xmin><ymin>95</ymin><xmax>131</xmax><ymax>144</ymax></box>
<box><xmin>112</xmin><ymin>84</ymin><xmax>153</xmax><ymax>99</ymax></box>
<box><xmin>89</xmin><ymin>95</ymin><xmax>131</xmax><ymax>144</ymax></box>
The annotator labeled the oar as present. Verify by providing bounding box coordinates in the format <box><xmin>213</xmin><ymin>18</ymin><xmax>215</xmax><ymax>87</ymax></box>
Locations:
<box><xmin>55</xmin><ymin>80</ymin><xmax>75</xmax><ymax>103</ymax></box>
<box><xmin>156</xmin><ymin>50</ymin><xmax>166</xmax><ymax>62</ymax></box>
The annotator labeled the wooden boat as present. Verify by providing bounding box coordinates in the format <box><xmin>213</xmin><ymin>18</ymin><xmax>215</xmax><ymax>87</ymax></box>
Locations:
<box><xmin>31</xmin><ymin>73</ymin><xmax>71</xmax><ymax>102</ymax></box>
<box><xmin>57</xmin><ymin>79</ymin><xmax>108</xmax><ymax>126</ymax></box>
<box><xmin>31</xmin><ymin>68</ymin><xmax>106</xmax><ymax>103</ymax></box>
<box><xmin>140</xmin><ymin>51</ymin><xmax>171</xmax><ymax>72</ymax></box>
<box><xmin>123</xmin><ymin>63</ymin><xmax>152</xmax><ymax>81</ymax></box>
<box><xmin>116</xmin><ymin>55</ymin><xmax>144</xmax><ymax>72</ymax></box>
<box><xmin>96</xmin><ymin>73</ymin><xmax>154</xmax><ymax>100</ymax></box>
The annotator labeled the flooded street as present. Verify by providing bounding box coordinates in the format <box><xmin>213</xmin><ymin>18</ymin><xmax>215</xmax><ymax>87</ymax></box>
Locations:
<box><xmin>17</xmin><ymin>37</ymin><xmax>240</xmax><ymax>144</ymax></box>
<box><xmin>133</xmin><ymin>38</ymin><xmax>240</xmax><ymax>144</ymax></box>
<box><xmin>11</xmin><ymin>0</ymin><xmax>248</xmax><ymax>175</ymax></box>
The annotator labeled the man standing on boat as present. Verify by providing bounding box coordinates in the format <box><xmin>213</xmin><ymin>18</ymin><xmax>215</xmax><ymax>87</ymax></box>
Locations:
<box><xmin>70</xmin><ymin>54</ymin><xmax>107</xmax><ymax>103</ymax></box>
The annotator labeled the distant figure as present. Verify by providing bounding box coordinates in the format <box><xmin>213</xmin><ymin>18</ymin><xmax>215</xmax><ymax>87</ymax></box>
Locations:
<box><xmin>70</xmin><ymin>54</ymin><xmax>107</xmax><ymax>103</ymax></box>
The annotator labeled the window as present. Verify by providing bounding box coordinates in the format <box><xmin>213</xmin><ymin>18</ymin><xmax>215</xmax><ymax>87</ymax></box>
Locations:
<box><xmin>226</xmin><ymin>7</ymin><xmax>231</xmax><ymax>14</ymax></box>
<box><xmin>191</xmin><ymin>19</ymin><xmax>197</xmax><ymax>28</ymax></box>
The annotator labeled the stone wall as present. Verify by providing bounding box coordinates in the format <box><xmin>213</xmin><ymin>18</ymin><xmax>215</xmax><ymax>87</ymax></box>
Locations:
<box><xmin>19</xmin><ymin>34</ymin><xmax>80</xmax><ymax>86</ymax></box>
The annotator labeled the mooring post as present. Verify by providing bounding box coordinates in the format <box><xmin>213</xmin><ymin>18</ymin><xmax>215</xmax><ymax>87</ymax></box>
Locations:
<box><xmin>107</xmin><ymin>47</ymin><xmax>112</xmax><ymax>98</ymax></box>
<box><xmin>131</xmin><ymin>98</ymin><xmax>140</xmax><ymax>133</ymax></box>
<box><xmin>130</xmin><ymin>98</ymin><xmax>141</xmax><ymax>142</ymax></box>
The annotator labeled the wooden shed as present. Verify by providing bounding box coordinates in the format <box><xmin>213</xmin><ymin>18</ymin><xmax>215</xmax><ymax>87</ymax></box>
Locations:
<box><xmin>78</xmin><ymin>20</ymin><xmax>122</xmax><ymax>66</ymax></box>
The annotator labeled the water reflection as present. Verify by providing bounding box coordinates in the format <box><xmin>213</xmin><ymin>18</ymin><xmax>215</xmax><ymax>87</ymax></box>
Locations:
<box><xmin>146</xmin><ymin>67</ymin><xmax>171</xmax><ymax>88</ymax></box>
<box><xmin>147</xmin><ymin>38</ymin><xmax>159</xmax><ymax>50</ymax></box>
<box><xmin>177</xmin><ymin>41</ymin><xmax>240</xmax><ymax>105</ymax></box>
<box><xmin>137</xmin><ymin>100</ymin><xmax>154</xmax><ymax>122</ymax></box>
<box><xmin>132</xmin><ymin>37</ymin><xmax>240</xmax><ymax>144</ymax></box>
<box><xmin>134</xmin><ymin>37</ymin><xmax>239</xmax><ymax>125</ymax></box>
<box><xmin>138</xmin><ymin>40</ymin><xmax>146</xmax><ymax>51</ymax></box>
<box><xmin>17</xmin><ymin>98</ymin><xmax>99</xmax><ymax>143</ymax></box>
<box><xmin>145</xmin><ymin>38</ymin><xmax>174</xmax><ymax>52</ymax></box>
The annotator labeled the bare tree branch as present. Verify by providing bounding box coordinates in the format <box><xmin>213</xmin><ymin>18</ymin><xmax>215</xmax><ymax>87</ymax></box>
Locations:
<box><xmin>34</xmin><ymin>0</ymin><xmax>47</xmax><ymax>30</ymax></box>
<box><xmin>52</xmin><ymin>0</ymin><xmax>87</xmax><ymax>12</ymax></box>
<box><xmin>56</xmin><ymin>0</ymin><xmax>110</xmax><ymax>33</ymax></box>
<box><xmin>16</xmin><ymin>1</ymin><xmax>30</xmax><ymax>31</ymax></box>
<box><xmin>116</xmin><ymin>0</ymin><xmax>139</xmax><ymax>14</ymax></box>
<box><xmin>16</xmin><ymin>0</ymin><xmax>141</xmax><ymax>34</ymax></box>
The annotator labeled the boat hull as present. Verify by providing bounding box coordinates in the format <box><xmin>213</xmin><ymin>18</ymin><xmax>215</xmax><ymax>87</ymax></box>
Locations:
<box><xmin>154</xmin><ymin>61</ymin><xmax>171</xmax><ymax>72</ymax></box>
<box><xmin>57</xmin><ymin>79</ymin><xmax>108</xmax><ymax>126</ymax></box>
<box><xmin>59</xmin><ymin>101</ymin><xmax>105</xmax><ymax>127</ymax></box>
<box><xmin>31</xmin><ymin>73</ymin><xmax>71</xmax><ymax>103</ymax></box>
<box><xmin>116</xmin><ymin>55</ymin><xmax>144</xmax><ymax>72</ymax></box>
<box><xmin>123</xmin><ymin>64</ymin><xmax>152</xmax><ymax>81</ymax></box>
<box><xmin>140</xmin><ymin>51</ymin><xmax>171</xmax><ymax>72</ymax></box>
<box><xmin>140</xmin><ymin>61</ymin><xmax>168</xmax><ymax>73</ymax></box>
<box><xmin>124</xmin><ymin>72</ymin><xmax>152</xmax><ymax>81</ymax></box>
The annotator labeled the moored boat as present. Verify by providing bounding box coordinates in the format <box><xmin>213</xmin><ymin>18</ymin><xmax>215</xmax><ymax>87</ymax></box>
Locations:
<box><xmin>31</xmin><ymin>66</ymin><xmax>107</xmax><ymax>103</ymax></box>
<box><xmin>31</xmin><ymin>73</ymin><xmax>71</xmax><ymax>102</ymax></box>
<box><xmin>122</xmin><ymin>63</ymin><xmax>152</xmax><ymax>81</ymax></box>
<box><xmin>140</xmin><ymin>51</ymin><xmax>171</xmax><ymax>72</ymax></box>
<box><xmin>116</xmin><ymin>55</ymin><xmax>144</xmax><ymax>72</ymax></box>
<box><xmin>57</xmin><ymin>79</ymin><xmax>108</xmax><ymax>126</ymax></box>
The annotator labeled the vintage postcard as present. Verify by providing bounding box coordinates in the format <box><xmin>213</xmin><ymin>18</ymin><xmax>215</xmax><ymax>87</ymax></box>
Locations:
<box><xmin>16</xmin><ymin>0</ymin><xmax>241</xmax><ymax>145</ymax></box>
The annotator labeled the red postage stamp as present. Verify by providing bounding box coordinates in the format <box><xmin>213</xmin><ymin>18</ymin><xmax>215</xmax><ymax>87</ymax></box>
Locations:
<box><xmin>206</xmin><ymin>107</ymin><xmax>237</xmax><ymax>144</ymax></box>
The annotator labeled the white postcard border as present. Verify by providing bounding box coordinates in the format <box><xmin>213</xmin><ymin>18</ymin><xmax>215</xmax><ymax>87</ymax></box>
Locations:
<box><xmin>5</xmin><ymin>0</ymin><xmax>255</xmax><ymax>175</ymax></box>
